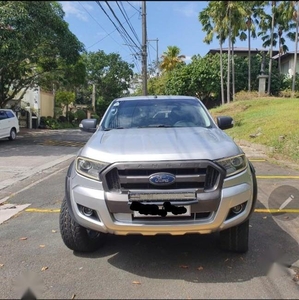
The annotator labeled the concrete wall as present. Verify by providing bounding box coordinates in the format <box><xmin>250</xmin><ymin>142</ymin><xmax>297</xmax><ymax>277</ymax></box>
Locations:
<box><xmin>40</xmin><ymin>90</ymin><xmax>54</xmax><ymax>117</ymax></box>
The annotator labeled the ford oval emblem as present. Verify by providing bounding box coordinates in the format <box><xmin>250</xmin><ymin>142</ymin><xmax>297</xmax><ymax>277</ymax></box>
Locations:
<box><xmin>149</xmin><ymin>173</ymin><xmax>176</xmax><ymax>186</ymax></box>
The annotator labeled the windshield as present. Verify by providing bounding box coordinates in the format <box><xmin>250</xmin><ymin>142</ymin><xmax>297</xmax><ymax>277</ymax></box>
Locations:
<box><xmin>101</xmin><ymin>98</ymin><xmax>213</xmax><ymax>130</ymax></box>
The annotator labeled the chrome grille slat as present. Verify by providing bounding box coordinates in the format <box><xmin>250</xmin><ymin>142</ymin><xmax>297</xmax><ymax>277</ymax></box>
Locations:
<box><xmin>119</xmin><ymin>174</ymin><xmax>206</xmax><ymax>184</ymax></box>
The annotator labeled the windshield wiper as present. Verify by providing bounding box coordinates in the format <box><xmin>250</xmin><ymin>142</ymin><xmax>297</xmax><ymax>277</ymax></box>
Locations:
<box><xmin>103</xmin><ymin>127</ymin><xmax>124</xmax><ymax>131</ymax></box>
<box><xmin>139</xmin><ymin>124</ymin><xmax>174</xmax><ymax>128</ymax></box>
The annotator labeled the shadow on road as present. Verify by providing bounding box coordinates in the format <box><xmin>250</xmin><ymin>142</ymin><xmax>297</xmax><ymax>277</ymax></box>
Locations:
<box><xmin>74</xmin><ymin>200</ymin><xmax>299</xmax><ymax>283</ymax></box>
<box><xmin>0</xmin><ymin>129</ymin><xmax>92</xmax><ymax>157</ymax></box>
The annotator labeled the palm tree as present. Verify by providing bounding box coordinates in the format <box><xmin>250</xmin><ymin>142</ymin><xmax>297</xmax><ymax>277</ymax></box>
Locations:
<box><xmin>292</xmin><ymin>2</ymin><xmax>299</xmax><ymax>96</ymax></box>
<box><xmin>199</xmin><ymin>1</ymin><xmax>228</xmax><ymax>105</ymax></box>
<box><xmin>268</xmin><ymin>1</ymin><xmax>276</xmax><ymax>94</ymax></box>
<box><xmin>276</xmin><ymin>1</ymin><xmax>296</xmax><ymax>74</ymax></box>
<box><xmin>159</xmin><ymin>46</ymin><xmax>186</xmax><ymax>72</ymax></box>
<box><xmin>227</xmin><ymin>4</ymin><xmax>232</xmax><ymax>103</ymax></box>
<box><xmin>242</xmin><ymin>1</ymin><xmax>265</xmax><ymax>91</ymax></box>
<box><xmin>258</xmin><ymin>1</ymin><xmax>277</xmax><ymax>94</ymax></box>
<box><xmin>228</xmin><ymin>2</ymin><xmax>248</xmax><ymax>101</ymax></box>
<box><xmin>259</xmin><ymin>2</ymin><xmax>295</xmax><ymax>75</ymax></box>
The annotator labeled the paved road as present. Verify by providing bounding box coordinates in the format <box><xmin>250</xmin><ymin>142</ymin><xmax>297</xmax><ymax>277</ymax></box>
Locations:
<box><xmin>0</xmin><ymin>129</ymin><xmax>298</xmax><ymax>299</ymax></box>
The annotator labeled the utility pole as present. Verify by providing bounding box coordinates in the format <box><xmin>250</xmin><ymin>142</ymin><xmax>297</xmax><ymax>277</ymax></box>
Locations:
<box><xmin>92</xmin><ymin>84</ymin><xmax>96</xmax><ymax>113</ymax></box>
<box><xmin>141</xmin><ymin>1</ymin><xmax>147</xmax><ymax>95</ymax></box>
<box><xmin>148</xmin><ymin>38</ymin><xmax>159</xmax><ymax>76</ymax></box>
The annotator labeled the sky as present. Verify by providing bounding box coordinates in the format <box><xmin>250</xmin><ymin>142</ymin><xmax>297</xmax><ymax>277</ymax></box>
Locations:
<box><xmin>59</xmin><ymin>1</ymin><xmax>271</xmax><ymax>73</ymax></box>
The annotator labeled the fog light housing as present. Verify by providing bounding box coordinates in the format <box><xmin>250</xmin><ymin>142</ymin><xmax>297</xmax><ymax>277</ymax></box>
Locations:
<box><xmin>81</xmin><ymin>206</ymin><xmax>94</xmax><ymax>217</ymax></box>
<box><xmin>232</xmin><ymin>204</ymin><xmax>245</xmax><ymax>214</ymax></box>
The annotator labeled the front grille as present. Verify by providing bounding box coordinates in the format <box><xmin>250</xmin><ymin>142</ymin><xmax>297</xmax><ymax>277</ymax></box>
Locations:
<box><xmin>103</xmin><ymin>161</ymin><xmax>221</xmax><ymax>193</ymax></box>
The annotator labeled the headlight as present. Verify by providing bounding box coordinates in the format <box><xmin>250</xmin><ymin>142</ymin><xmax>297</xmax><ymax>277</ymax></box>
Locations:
<box><xmin>75</xmin><ymin>157</ymin><xmax>108</xmax><ymax>180</ymax></box>
<box><xmin>215</xmin><ymin>154</ymin><xmax>247</xmax><ymax>177</ymax></box>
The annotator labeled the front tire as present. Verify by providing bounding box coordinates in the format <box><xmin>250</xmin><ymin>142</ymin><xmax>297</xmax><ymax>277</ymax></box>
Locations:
<box><xmin>8</xmin><ymin>128</ymin><xmax>16</xmax><ymax>141</ymax></box>
<box><xmin>59</xmin><ymin>197</ymin><xmax>105</xmax><ymax>252</ymax></box>
<box><xmin>219</xmin><ymin>219</ymin><xmax>249</xmax><ymax>253</ymax></box>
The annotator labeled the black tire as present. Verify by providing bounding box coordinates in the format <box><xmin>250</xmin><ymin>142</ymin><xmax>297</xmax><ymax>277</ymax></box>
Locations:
<box><xmin>219</xmin><ymin>219</ymin><xmax>249</xmax><ymax>253</ymax></box>
<box><xmin>59</xmin><ymin>197</ymin><xmax>105</xmax><ymax>252</ymax></box>
<box><xmin>8</xmin><ymin>128</ymin><xmax>16</xmax><ymax>141</ymax></box>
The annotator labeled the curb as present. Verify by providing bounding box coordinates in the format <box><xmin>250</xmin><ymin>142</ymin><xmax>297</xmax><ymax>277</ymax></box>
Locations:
<box><xmin>234</xmin><ymin>138</ymin><xmax>272</xmax><ymax>154</ymax></box>
<box><xmin>234</xmin><ymin>138</ymin><xmax>299</xmax><ymax>170</ymax></box>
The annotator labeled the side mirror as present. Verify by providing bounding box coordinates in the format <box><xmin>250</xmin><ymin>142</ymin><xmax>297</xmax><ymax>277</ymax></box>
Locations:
<box><xmin>216</xmin><ymin>116</ymin><xmax>234</xmax><ymax>130</ymax></box>
<box><xmin>79</xmin><ymin>118</ymin><xmax>97</xmax><ymax>133</ymax></box>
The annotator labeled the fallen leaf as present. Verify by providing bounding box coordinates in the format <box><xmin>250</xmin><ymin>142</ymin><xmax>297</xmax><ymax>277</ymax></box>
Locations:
<box><xmin>51</xmin><ymin>230</ymin><xmax>57</xmax><ymax>233</ymax></box>
<box><xmin>227</xmin><ymin>266</ymin><xmax>232</xmax><ymax>269</ymax></box>
<box><xmin>39</xmin><ymin>245</ymin><xmax>45</xmax><ymax>248</ymax></box>
<box><xmin>179</xmin><ymin>265</ymin><xmax>189</xmax><ymax>269</ymax></box>
<box><xmin>263</xmin><ymin>216</ymin><xmax>267</xmax><ymax>219</ymax></box>
<box><xmin>197</xmin><ymin>266</ymin><xmax>204</xmax><ymax>271</ymax></box>
<box><xmin>20</xmin><ymin>237</ymin><xmax>27</xmax><ymax>240</ymax></box>
<box><xmin>71</xmin><ymin>294</ymin><xmax>76</xmax><ymax>300</ymax></box>
<box><xmin>284</xmin><ymin>216</ymin><xmax>289</xmax><ymax>219</ymax></box>
<box><xmin>0</xmin><ymin>264</ymin><xmax>4</xmax><ymax>267</ymax></box>
<box><xmin>132</xmin><ymin>281</ymin><xmax>141</xmax><ymax>285</ymax></box>
<box><xmin>41</xmin><ymin>266</ymin><xmax>48</xmax><ymax>271</ymax></box>
<box><xmin>224</xmin><ymin>258</ymin><xmax>229</xmax><ymax>262</ymax></box>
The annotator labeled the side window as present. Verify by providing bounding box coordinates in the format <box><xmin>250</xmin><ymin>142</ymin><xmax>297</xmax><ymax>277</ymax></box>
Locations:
<box><xmin>0</xmin><ymin>111</ymin><xmax>7</xmax><ymax>120</ymax></box>
<box><xmin>6</xmin><ymin>111</ymin><xmax>14</xmax><ymax>118</ymax></box>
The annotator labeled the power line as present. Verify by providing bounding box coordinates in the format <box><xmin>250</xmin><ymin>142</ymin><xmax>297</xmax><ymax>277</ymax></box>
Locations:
<box><xmin>80</xmin><ymin>1</ymin><xmax>143</xmax><ymax>76</ymax></box>
<box><xmin>117</xmin><ymin>1</ymin><xmax>141</xmax><ymax>46</ymax></box>
<box><xmin>95</xmin><ymin>1</ymin><xmax>140</xmax><ymax>56</ymax></box>
<box><xmin>78</xmin><ymin>1</ymin><xmax>130</xmax><ymax>53</ymax></box>
<box><xmin>126</xmin><ymin>1</ymin><xmax>141</xmax><ymax>13</ymax></box>
<box><xmin>86</xmin><ymin>12</ymin><xmax>138</xmax><ymax>49</ymax></box>
<box><xmin>104</xmin><ymin>1</ymin><xmax>141</xmax><ymax>50</ymax></box>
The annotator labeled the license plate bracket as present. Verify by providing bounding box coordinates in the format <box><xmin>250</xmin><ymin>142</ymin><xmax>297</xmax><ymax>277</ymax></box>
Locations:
<box><xmin>133</xmin><ymin>205</ymin><xmax>191</xmax><ymax>218</ymax></box>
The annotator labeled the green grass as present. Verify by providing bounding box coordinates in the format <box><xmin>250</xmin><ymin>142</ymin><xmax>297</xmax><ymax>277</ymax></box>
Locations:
<box><xmin>210</xmin><ymin>97</ymin><xmax>299</xmax><ymax>162</ymax></box>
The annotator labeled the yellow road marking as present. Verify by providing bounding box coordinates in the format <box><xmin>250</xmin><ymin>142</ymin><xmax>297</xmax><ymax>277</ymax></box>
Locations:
<box><xmin>250</xmin><ymin>159</ymin><xmax>266</xmax><ymax>162</ymax></box>
<box><xmin>25</xmin><ymin>208</ymin><xmax>299</xmax><ymax>214</ymax></box>
<box><xmin>255</xmin><ymin>208</ymin><xmax>299</xmax><ymax>213</ymax></box>
<box><xmin>257</xmin><ymin>175</ymin><xmax>299</xmax><ymax>179</ymax></box>
<box><xmin>25</xmin><ymin>208</ymin><xmax>60</xmax><ymax>213</ymax></box>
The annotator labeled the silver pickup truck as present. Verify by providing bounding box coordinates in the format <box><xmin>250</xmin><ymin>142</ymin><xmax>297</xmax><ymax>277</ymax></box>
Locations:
<box><xmin>59</xmin><ymin>96</ymin><xmax>257</xmax><ymax>254</ymax></box>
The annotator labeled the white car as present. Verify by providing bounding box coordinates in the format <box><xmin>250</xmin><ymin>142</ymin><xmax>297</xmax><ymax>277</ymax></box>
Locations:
<box><xmin>0</xmin><ymin>109</ymin><xmax>20</xmax><ymax>141</ymax></box>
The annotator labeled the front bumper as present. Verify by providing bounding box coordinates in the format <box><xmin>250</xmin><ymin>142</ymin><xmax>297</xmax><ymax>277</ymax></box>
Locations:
<box><xmin>65</xmin><ymin>160</ymin><xmax>256</xmax><ymax>236</ymax></box>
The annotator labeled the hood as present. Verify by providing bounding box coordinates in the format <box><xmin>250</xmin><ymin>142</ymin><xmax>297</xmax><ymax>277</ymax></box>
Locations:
<box><xmin>80</xmin><ymin>127</ymin><xmax>243</xmax><ymax>163</ymax></box>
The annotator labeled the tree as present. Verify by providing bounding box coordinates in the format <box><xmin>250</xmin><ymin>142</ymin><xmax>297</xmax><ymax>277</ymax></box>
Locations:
<box><xmin>241</xmin><ymin>1</ymin><xmax>266</xmax><ymax>91</ymax></box>
<box><xmin>82</xmin><ymin>50</ymin><xmax>134</xmax><ymax>115</ymax></box>
<box><xmin>55</xmin><ymin>90</ymin><xmax>75</xmax><ymax>118</ymax></box>
<box><xmin>292</xmin><ymin>2</ymin><xmax>299</xmax><ymax>96</ymax></box>
<box><xmin>164</xmin><ymin>54</ymin><xmax>225</xmax><ymax>104</ymax></box>
<box><xmin>199</xmin><ymin>1</ymin><xmax>227</xmax><ymax>105</ymax></box>
<box><xmin>0</xmin><ymin>1</ymin><xmax>84</xmax><ymax>108</ymax></box>
<box><xmin>225</xmin><ymin>1</ymin><xmax>250</xmax><ymax>102</ymax></box>
<box><xmin>38</xmin><ymin>56</ymin><xmax>87</xmax><ymax>92</ymax></box>
<box><xmin>259</xmin><ymin>1</ymin><xmax>295</xmax><ymax>75</ymax></box>
<box><xmin>160</xmin><ymin>46</ymin><xmax>186</xmax><ymax>72</ymax></box>
<box><xmin>276</xmin><ymin>2</ymin><xmax>296</xmax><ymax>74</ymax></box>
<box><xmin>258</xmin><ymin>1</ymin><xmax>277</xmax><ymax>94</ymax></box>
